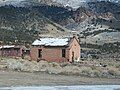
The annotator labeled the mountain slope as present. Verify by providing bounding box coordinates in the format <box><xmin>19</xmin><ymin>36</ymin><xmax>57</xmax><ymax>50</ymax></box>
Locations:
<box><xmin>0</xmin><ymin>5</ymin><xmax>70</xmax><ymax>45</ymax></box>
<box><xmin>0</xmin><ymin>0</ymin><xmax>120</xmax><ymax>46</ymax></box>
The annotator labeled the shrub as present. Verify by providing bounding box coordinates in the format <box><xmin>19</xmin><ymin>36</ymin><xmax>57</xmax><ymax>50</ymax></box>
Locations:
<box><xmin>116</xmin><ymin>64</ymin><xmax>120</xmax><ymax>68</ymax></box>
<box><xmin>92</xmin><ymin>70</ymin><xmax>101</xmax><ymax>77</ymax></box>
<box><xmin>91</xmin><ymin>66</ymin><xmax>97</xmax><ymax>70</ymax></box>
<box><xmin>62</xmin><ymin>66</ymin><xmax>81</xmax><ymax>75</ymax></box>
<box><xmin>108</xmin><ymin>70</ymin><xmax>117</xmax><ymax>76</ymax></box>
<box><xmin>81</xmin><ymin>69</ymin><xmax>91</xmax><ymax>76</ymax></box>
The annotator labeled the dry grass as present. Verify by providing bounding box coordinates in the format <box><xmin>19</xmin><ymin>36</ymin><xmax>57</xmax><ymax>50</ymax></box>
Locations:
<box><xmin>0</xmin><ymin>58</ymin><xmax>120</xmax><ymax>78</ymax></box>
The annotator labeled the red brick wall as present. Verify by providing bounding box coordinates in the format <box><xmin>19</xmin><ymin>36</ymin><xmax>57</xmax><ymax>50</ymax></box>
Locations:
<box><xmin>68</xmin><ymin>38</ymin><xmax>81</xmax><ymax>62</ymax></box>
<box><xmin>30</xmin><ymin>46</ymin><xmax>68</xmax><ymax>62</ymax></box>
<box><xmin>0</xmin><ymin>48</ymin><xmax>23</xmax><ymax>57</ymax></box>
<box><xmin>30</xmin><ymin>46</ymin><xmax>40</xmax><ymax>60</ymax></box>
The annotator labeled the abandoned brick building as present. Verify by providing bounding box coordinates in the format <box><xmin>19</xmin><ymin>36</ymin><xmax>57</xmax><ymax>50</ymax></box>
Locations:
<box><xmin>0</xmin><ymin>45</ymin><xmax>25</xmax><ymax>58</ymax></box>
<box><xmin>30</xmin><ymin>36</ymin><xmax>81</xmax><ymax>62</ymax></box>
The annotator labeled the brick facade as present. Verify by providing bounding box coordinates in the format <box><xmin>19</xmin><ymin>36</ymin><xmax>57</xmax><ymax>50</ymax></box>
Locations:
<box><xmin>0</xmin><ymin>46</ymin><xmax>25</xmax><ymax>58</ymax></box>
<box><xmin>30</xmin><ymin>37</ymin><xmax>80</xmax><ymax>62</ymax></box>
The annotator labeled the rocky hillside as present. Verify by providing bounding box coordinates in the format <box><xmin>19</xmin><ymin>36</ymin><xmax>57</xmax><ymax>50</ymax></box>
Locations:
<box><xmin>36</xmin><ymin>2</ymin><xmax>120</xmax><ymax>46</ymax></box>
<box><xmin>0</xmin><ymin>5</ymin><xmax>71</xmax><ymax>45</ymax></box>
<box><xmin>0</xmin><ymin>0</ymin><xmax>120</xmax><ymax>53</ymax></box>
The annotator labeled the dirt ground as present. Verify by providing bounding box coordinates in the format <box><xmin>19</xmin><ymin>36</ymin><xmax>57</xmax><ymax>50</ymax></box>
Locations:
<box><xmin>0</xmin><ymin>70</ymin><xmax>120</xmax><ymax>87</ymax></box>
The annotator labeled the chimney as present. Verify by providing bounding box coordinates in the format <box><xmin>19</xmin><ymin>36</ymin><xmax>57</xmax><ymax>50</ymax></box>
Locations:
<box><xmin>73</xmin><ymin>33</ymin><xmax>77</xmax><ymax>38</ymax></box>
<box><xmin>73</xmin><ymin>33</ymin><xmax>81</xmax><ymax>43</ymax></box>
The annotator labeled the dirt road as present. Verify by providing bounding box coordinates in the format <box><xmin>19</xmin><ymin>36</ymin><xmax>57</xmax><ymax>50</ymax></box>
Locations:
<box><xmin>0</xmin><ymin>70</ymin><xmax>120</xmax><ymax>87</ymax></box>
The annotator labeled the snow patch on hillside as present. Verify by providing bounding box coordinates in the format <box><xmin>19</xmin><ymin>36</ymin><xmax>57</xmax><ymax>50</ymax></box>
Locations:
<box><xmin>0</xmin><ymin>0</ymin><xmax>119</xmax><ymax>8</ymax></box>
<box><xmin>53</xmin><ymin>0</ymin><xmax>89</xmax><ymax>9</ymax></box>
<box><xmin>53</xmin><ymin>0</ymin><xmax>120</xmax><ymax>9</ymax></box>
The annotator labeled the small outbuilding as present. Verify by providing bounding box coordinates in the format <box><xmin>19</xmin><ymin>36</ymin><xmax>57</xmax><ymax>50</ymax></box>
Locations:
<box><xmin>0</xmin><ymin>45</ymin><xmax>25</xmax><ymax>58</ymax></box>
<box><xmin>30</xmin><ymin>36</ymin><xmax>81</xmax><ymax>62</ymax></box>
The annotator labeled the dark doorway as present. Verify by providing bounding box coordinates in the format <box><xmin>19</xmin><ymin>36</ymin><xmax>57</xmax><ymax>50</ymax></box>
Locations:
<box><xmin>72</xmin><ymin>51</ymin><xmax>74</xmax><ymax>62</ymax></box>
<box><xmin>38</xmin><ymin>49</ymin><xmax>42</xmax><ymax>58</ymax></box>
<box><xmin>22</xmin><ymin>49</ymin><xmax>25</xmax><ymax>59</ymax></box>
